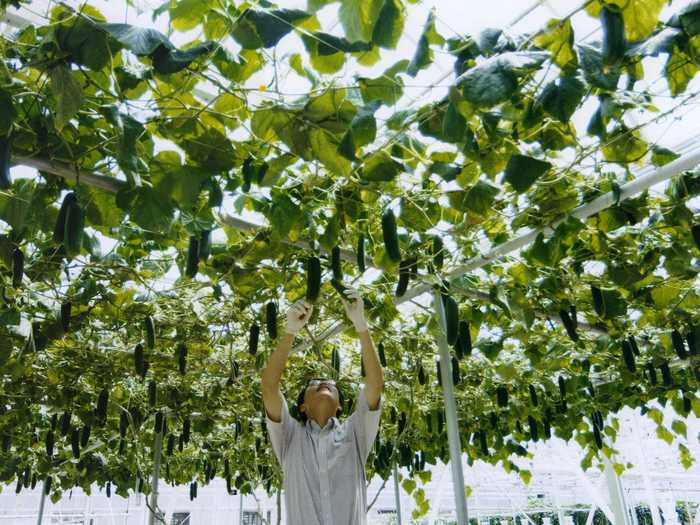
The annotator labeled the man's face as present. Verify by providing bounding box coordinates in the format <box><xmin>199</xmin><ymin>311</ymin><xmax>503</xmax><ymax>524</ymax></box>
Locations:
<box><xmin>302</xmin><ymin>379</ymin><xmax>340</xmax><ymax>416</ymax></box>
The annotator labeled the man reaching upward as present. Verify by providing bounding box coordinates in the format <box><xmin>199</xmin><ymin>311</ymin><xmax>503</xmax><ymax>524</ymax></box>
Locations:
<box><xmin>261</xmin><ymin>286</ymin><xmax>384</xmax><ymax>525</ymax></box>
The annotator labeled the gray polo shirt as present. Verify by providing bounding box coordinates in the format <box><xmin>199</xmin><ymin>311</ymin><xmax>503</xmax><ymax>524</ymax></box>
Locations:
<box><xmin>266</xmin><ymin>387</ymin><xmax>382</xmax><ymax>525</ymax></box>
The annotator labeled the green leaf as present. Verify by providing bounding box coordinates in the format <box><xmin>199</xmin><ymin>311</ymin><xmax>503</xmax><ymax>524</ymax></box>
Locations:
<box><xmin>0</xmin><ymin>89</ymin><xmax>15</xmax><ymax>137</ymax></box>
<box><xmin>503</xmin><ymin>154</ymin><xmax>552</xmax><ymax>193</ymax></box>
<box><xmin>534</xmin><ymin>18</ymin><xmax>577</xmax><ymax>69</ymax></box>
<box><xmin>671</xmin><ymin>0</ymin><xmax>700</xmax><ymax>35</ymax></box>
<box><xmin>180</xmin><ymin>128</ymin><xmax>236</xmax><ymax>171</ymax></box>
<box><xmin>406</xmin><ymin>9</ymin><xmax>444</xmax><ymax>77</ymax></box>
<box><xmin>170</xmin><ymin>0</ymin><xmax>215</xmax><ymax>32</ymax></box>
<box><xmin>49</xmin><ymin>64</ymin><xmax>84</xmax><ymax>131</ymax></box>
<box><xmin>310</xmin><ymin>128</ymin><xmax>351</xmax><ymax>176</ymax></box>
<box><xmin>371</xmin><ymin>0</ymin><xmax>404</xmax><ymax>49</ymax></box>
<box><xmin>98</xmin><ymin>23</ymin><xmax>170</xmax><ymax>55</ymax></box>
<box><xmin>441</xmin><ymin>102</ymin><xmax>467</xmax><ymax>143</ymax></box>
<box><xmin>151</xmin><ymin>41</ymin><xmax>218</xmax><ymax>74</ymax></box>
<box><xmin>448</xmin><ymin>180</ymin><xmax>500</xmax><ymax>215</ymax></box>
<box><xmin>620</xmin><ymin>0</ymin><xmax>666</xmax><ymax>41</ymax></box>
<box><xmin>231</xmin><ymin>9</ymin><xmax>311</xmax><ymax>49</ymax></box>
<box><xmin>338</xmin><ymin>101</ymin><xmax>380</xmax><ymax>161</ymax></box>
<box><xmin>627</xmin><ymin>28</ymin><xmax>680</xmax><ymax>57</ymax></box>
<box><xmin>213</xmin><ymin>48</ymin><xmax>264</xmax><ymax>83</ymax></box>
<box><xmin>301</xmin><ymin>33</ymin><xmax>372</xmax><ymax>74</ymax></box>
<box><xmin>596</xmin><ymin>287</ymin><xmax>627</xmax><ymax>318</ymax></box>
<box><xmin>578</xmin><ymin>43</ymin><xmax>620</xmax><ymax>90</ymax></box>
<box><xmin>361</xmin><ymin>151</ymin><xmax>404</xmax><ymax>182</ymax></box>
<box><xmin>358</xmin><ymin>60</ymin><xmax>408</xmax><ymax>105</ymax></box>
<box><xmin>339</xmin><ymin>0</ymin><xmax>383</xmax><ymax>42</ymax></box>
<box><xmin>269</xmin><ymin>190</ymin><xmax>304</xmax><ymax>240</ymax></box>
<box><xmin>671</xmin><ymin>419</ymin><xmax>687</xmax><ymax>438</ymax></box>
<box><xmin>656</xmin><ymin>425</ymin><xmax>674</xmax><ymax>445</ymax></box>
<box><xmin>601</xmin><ymin>126</ymin><xmax>648</xmax><ymax>163</ymax></box>
<box><xmin>651</xmin><ymin>282</ymin><xmax>684</xmax><ymax>308</ymax></box>
<box><xmin>651</xmin><ymin>145</ymin><xmax>680</xmax><ymax>166</ymax></box>
<box><xmin>457</xmin><ymin>52</ymin><xmax>548</xmax><ymax>106</ymax></box>
<box><xmin>55</xmin><ymin>17</ymin><xmax>112</xmax><ymax>71</ymax></box>
<box><xmin>538</xmin><ymin>74</ymin><xmax>586</xmax><ymax>123</ymax></box>
<box><xmin>665</xmin><ymin>46</ymin><xmax>699</xmax><ymax>96</ymax></box>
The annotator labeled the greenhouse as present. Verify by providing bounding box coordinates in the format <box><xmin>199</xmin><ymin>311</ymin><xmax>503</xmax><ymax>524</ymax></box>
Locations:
<box><xmin>1</xmin><ymin>0</ymin><xmax>700</xmax><ymax>523</ymax></box>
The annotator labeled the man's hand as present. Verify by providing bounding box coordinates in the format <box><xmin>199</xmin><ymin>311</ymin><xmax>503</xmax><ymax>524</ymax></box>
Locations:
<box><xmin>285</xmin><ymin>299</ymin><xmax>313</xmax><ymax>336</ymax></box>
<box><xmin>340</xmin><ymin>286</ymin><xmax>368</xmax><ymax>333</ymax></box>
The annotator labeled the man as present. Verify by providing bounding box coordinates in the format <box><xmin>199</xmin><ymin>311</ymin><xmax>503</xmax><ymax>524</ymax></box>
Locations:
<box><xmin>261</xmin><ymin>286</ymin><xmax>384</xmax><ymax>525</ymax></box>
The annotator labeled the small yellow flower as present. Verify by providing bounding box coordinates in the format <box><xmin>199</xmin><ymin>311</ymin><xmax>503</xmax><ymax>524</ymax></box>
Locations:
<box><xmin>259</xmin><ymin>85</ymin><xmax>267</xmax><ymax>92</ymax></box>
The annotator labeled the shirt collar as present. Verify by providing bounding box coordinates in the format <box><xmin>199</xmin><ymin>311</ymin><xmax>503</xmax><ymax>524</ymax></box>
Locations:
<box><xmin>307</xmin><ymin>416</ymin><xmax>338</xmax><ymax>432</ymax></box>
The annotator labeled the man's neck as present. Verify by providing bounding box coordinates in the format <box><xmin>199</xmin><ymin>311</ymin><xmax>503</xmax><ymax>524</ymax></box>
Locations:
<box><xmin>310</xmin><ymin>413</ymin><xmax>334</xmax><ymax>429</ymax></box>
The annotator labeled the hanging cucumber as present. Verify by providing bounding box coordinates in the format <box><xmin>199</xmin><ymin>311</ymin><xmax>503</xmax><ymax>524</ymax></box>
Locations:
<box><xmin>71</xmin><ymin>429</ymin><xmax>81</xmax><ymax>459</ymax></box>
<box><xmin>0</xmin><ymin>134</ymin><xmax>11</xmax><ymax>189</ymax></box>
<box><xmin>134</xmin><ymin>343</ymin><xmax>145</xmax><ymax>378</ymax></box>
<box><xmin>601</xmin><ymin>5</ymin><xmax>626</xmax><ymax>69</ymax></box>
<box><xmin>185</xmin><ymin>236</ymin><xmax>200</xmax><ymax>278</ymax></box>
<box><xmin>80</xmin><ymin>425</ymin><xmax>90</xmax><ymax>448</ymax></box>
<box><xmin>45</xmin><ymin>430</ymin><xmax>54</xmax><ymax>458</ymax></box>
<box><xmin>436</xmin><ymin>359</ymin><xmax>442</xmax><ymax>387</ymax></box>
<box><xmin>692</xmin><ymin>224</ymin><xmax>700</xmax><ymax>251</ymax></box>
<box><xmin>529</xmin><ymin>384</ymin><xmax>539</xmax><ymax>407</ymax></box>
<box><xmin>417</xmin><ymin>362</ymin><xmax>426</xmax><ymax>385</ymax></box>
<box><xmin>646</xmin><ymin>362</ymin><xmax>658</xmax><ymax>385</ymax></box>
<box><xmin>53</xmin><ymin>192</ymin><xmax>77</xmax><ymax>243</ymax></box>
<box><xmin>528</xmin><ymin>416</ymin><xmax>539</xmax><ymax>442</ymax></box>
<box><xmin>686</xmin><ymin>327</ymin><xmax>697</xmax><ymax>356</ymax></box>
<box><xmin>96</xmin><ymin>388</ymin><xmax>108</xmax><ymax>426</ymax></box>
<box><xmin>148</xmin><ymin>380</ymin><xmax>157</xmax><ymax>408</ymax></box>
<box><xmin>119</xmin><ymin>412</ymin><xmax>128</xmax><ymax>439</ymax></box>
<box><xmin>356</xmin><ymin>234</ymin><xmax>366</xmax><ymax>274</ymax></box>
<box><xmin>266</xmin><ymin>302</ymin><xmax>278</xmax><ymax>340</ymax></box>
<box><xmin>671</xmin><ymin>329</ymin><xmax>688</xmax><ymax>359</ymax></box>
<box><xmin>660</xmin><ymin>361</ymin><xmax>672</xmax><ymax>386</ymax></box>
<box><xmin>395</xmin><ymin>259</ymin><xmax>410</xmax><ymax>297</ymax></box>
<box><xmin>558</xmin><ymin>309</ymin><xmax>578</xmax><ymax>342</ymax></box>
<box><xmin>248</xmin><ymin>323</ymin><xmax>260</xmax><ymax>356</ymax></box>
<box><xmin>198</xmin><ymin>230</ymin><xmax>211</xmax><ymax>262</ymax></box>
<box><xmin>590</xmin><ymin>285</ymin><xmax>604</xmax><ymax>316</ymax></box>
<box><xmin>628</xmin><ymin>335</ymin><xmax>640</xmax><ymax>356</ymax></box>
<box><xmin>183</xmin><ymin>416</ymin><xmax>191</xmax><ymax>443</ymax></box>
<box><xmin>454</xmin><ymin>320</ymin><xmax>471</xmax><ymax>359</ymax></box>
<box><xmin>431</xmin><ymin>236</ymin><xmax>444</xmax><ymax>272</ymax></box>
<box><xmin>331</xmin><ymin>246</ymin><xmax>343</xmax><ymax>281</ymax></box>
<box><xmin>154</xmin><ymin>411</ymin><xmax>164</xmax><ymax>434</ymax></box>
<box><xmin>621</xmin><ymin>339</ymin><xmax>636</xmax><ymax>373</ymax></box>
<box><xmin>60</xmin><ymin>301</ymin><xmax>71</xmax><ymax>333</ymax></box>
<box><xmin>64</xmin><ymin>195</ymin><xmax>84</xmax><ymax>257</ymax></box>
<box><xmin>451</xmin><ymin>356</ymin><xmax>460</xmax><ymax>386</ymax></box>
<box><xmin>144</xmin><ymin>316</ymin><xmax>155</xmax><ymax>350</ymax></box>
<box><xmin>444</xmin><ymin>295</ymin><xmax>459</xmax><ymax>346</ymax></box>
<box><xmin>60</xmin><ymin>411</ymin><xmax>71</xmax><ymax>436</ymax></box>
<box><xmin>496</xmin><ymin>386</ymin><xmax>509</xmax><ymax>408</ymax></box>
<box><xmin>305</xmin><ymin>256</ymin><xmax>321</xmax><ymax>302</ymax></box>
<box><xmin>331</xmin><ymin>348</ymin><xmax>340</xmax><ymax>377</ymax></box>
<box><xmin>378</xmin><ymin>342</ymin><xmax>386</xmax><ymax>367</ymax></box>
<box><xmin>558</xmin><ymin>376</ymin><xmax>566</xmax><ymax>398</ymax></box>
<box><xmin>177</xmin><ymin>342</ymin><xmax>187</xmax><ymax>375</ymax></box>
<box><xmin>11</xmin><ymin>248</ymin><xmax>23</xmax><ymax>288</ymax></box>
<box><xmin>381</xmin><ymin>209</ymin><xmax>401</xmax><ymax>262</ymax></box>
<box><xmin>593</xmin><ymin>425</ymin><xmax>603</xmax><ymax>449</ymax></box>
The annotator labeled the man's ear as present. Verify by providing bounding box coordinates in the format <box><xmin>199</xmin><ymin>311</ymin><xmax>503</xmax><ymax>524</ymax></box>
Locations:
<box><xmin>299</xmin><ymin>403</ymin><xmax>307</xmax><ymax>414</ymax></box>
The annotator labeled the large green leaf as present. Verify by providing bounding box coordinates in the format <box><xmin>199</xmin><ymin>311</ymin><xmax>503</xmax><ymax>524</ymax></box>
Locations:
<box><xmin>55</xmin><ymin>17</ymin><xmax>112</xmax><ymax>71</ymax></box>
<box><xmin>457</xmin><ymin>52</ymin><xmax>548</xmax><ymax>106</ymax></box>
<box><xmin>151</xmin><ymin>41</ymin><xmax>218</xmax><ymax>74</ymax></box>
<box><xmin>538</xmin><ymin>74</ymin><xmax>586</xmax><ymax>123</ymax></box>
<box><xmin>406</xmin><ymin>9</ymin><xmax>444</xmax><ymax>77</ymax></box>
<box><xmin>358</xmin><ymin>60</ymin><xmax>408</xmax><ymax>105</ymax></box>
<box><xmin>180</xmin><ymin>128</ymin><xmax>237</xmax><ymax>171</ymax></box>
<box><xmin>309</xmin><ymin>128</ymin><xmax>351</xmax><ymax>176</ymax></box>
<box><xmin>338</xmin><ymin>101</ymin><xmax>381</xmax><ymax>161</ymax></box>
<box><xmin>49</xmin><ymin>64</ymin><xmax>84</xmax><ymax>131</ymax></box>
<box><xmin>372</xmin><ymin>0</ymin><xmax>405</xmax><ymax>49</ymax></box>
<box><xmin>448</xmin><ymin>179</ymin><xmax>500</xmax><ymax>215</ymax></box>
<box><xmin>231</xmin><ymin>9</ymin><xmax>311</xmax><ymax>49</ymax></box>
<box><xmin>669</xmin><ymin>0</ymin><xmax>700</xmax><ymax>35</ymax></box>
<box><xmin>534</xmin><ymin>19</ymin><xmax>577</xmax><ymax>69</ymax></box>
<box><xmin>360</xmin><ymin>151</ymin><xmax>404</xmax><ymax>182</ymax></box>
<box><xmin>577</xmin><ymin>43</ymin><xmax>620</xmax><ymax>90</ymax></box>
<box><xmin>339</xmin><ymin>0</ymin><xmax>383</xmax><ymax>42</ymax></box>
<box><xmin>503</xmin><ymin>155</ymin><xmax>552</xmax><ymax>194</ymax></box>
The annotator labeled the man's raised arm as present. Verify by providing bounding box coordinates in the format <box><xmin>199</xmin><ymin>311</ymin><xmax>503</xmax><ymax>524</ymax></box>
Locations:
<box><xmin>341</xmin><ymin>288</ymin><xmax>384</xmax><ymax>410</ymax></box>
<box><xmin>261</xmin><ymin>300</ymin><xmax>312</xmax><ymax>422</ymax></box>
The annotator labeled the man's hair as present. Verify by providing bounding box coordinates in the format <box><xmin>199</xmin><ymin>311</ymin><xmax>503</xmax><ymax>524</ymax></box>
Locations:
<box><xmin>294</xmin><ymin>380</ymin><xmax>345</xmax><ymax>423</ymax></box>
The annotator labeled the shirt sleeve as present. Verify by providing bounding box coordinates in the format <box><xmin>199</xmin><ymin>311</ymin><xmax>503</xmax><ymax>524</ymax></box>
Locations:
<box><xmin>349</xmin><ymin>387</ymin><xmax>382</xmax><ymax>463</ymax></box>
<box><xmin>265</xmin><ymin>396</ymin><xmax>296</xmax><ymax>465</ymax></box>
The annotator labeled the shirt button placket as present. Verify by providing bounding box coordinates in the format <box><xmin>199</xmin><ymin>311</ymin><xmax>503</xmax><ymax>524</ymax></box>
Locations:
<box><xmin>319</xmin><ymin>429</ymin><xmax>332</xmax><ymax>524</ymax></box>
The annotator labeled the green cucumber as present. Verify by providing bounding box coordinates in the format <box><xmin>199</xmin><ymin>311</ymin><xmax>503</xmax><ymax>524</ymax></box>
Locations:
<box><xmin>496</xmin><ymin>386</ymin><xmax>508</xmax><ymax>408</ymax></box>
<box><xmin>559</xmin><ymin>309</ymin><xmax>578</xmax><ymax>342</ymax></box>
<box><xmin>248</xmin><ymin>323</ymin><xmax>260</xmax><ymax>355</ymax></box>
<box><xmin>266</xmin><ymin>302</ymin><xmax>278</xmax><ymax>339</ymax></box>
<box><xmin>431</xmin><ymin>235</ymin><xmax>444</xmax><ymax>272</ymax></box>
<box><xmin>444</xmin><ymin>295</ymin><xmax>459</xmax><ymax>346</ymax></box>
<box><xmin>71</xmin><ymin>429</ymin><xmax>80</xmax><ymax>458</ymax></box>
<box><xmin>621</xmin><ymin>339</ymin><xmax>636</xmax><ymax>373</ymax></box>
<box><xmin>177</xmin><ymin>342</ymin><xmax>187</xmax><ymax>375</ymax></box>
<box><xmin>692</xmin><ymin>224</ymin><xmax>700</xmax><ymax>251</ymax></box>
<box><xmin>80</xmin><ymin>425</ymin><xmax>90</xmax><ymax>448</ymax></box>
<box><xmin>436</xmin><ymin>359</ymin><xmax>442</xmax><ymax>387</ymax></box>
<box><xmin>558</xmin><ymin>376</ymin><xmax>566</xmax><ymax>398</ymax></box>
<box><xmin>60</xmin><ymin>301</ymin><xmax>71</xmax><ymax>333</ymax></box>
<box><xmin>451</xmin><ymin>356</ymin><xmax>460</xmax><ymax>385</ymax></box>
<box><xmin>198</xmin><ymin>230</ymin><xmax>211</xmax><ymax>262</ymax></box>
<box><xmin>60</xmin><ymin>411</ymin><xmax>71</xmax><ymax>436</ymax></box>
<box><xmin>64</xmin><ymin>196</ymin><xmax>84</xmax><ymax>257</ymax></box>
<box><xmin>0</xmin><ymin>134</ymin><xmax>11</xmax><ymax>190</ymax></box>
<box><xmin>144</xmin><ymin>316</ymin><xmax>155</xmax><ymax>350</ymax></box>
<box><xmin>183</xmin><ymin>416</ymin><xmax>191</xmax><ymax>443</ymax></box>
<box><xmin>660</xmin><ymin>361</ymin><xmax>672</xmax><ymax>385</ymax></box>
<box><xmin>529</xmin><ymin>384</ymin><xmax>539</xmax><ymax>406</ymax></box>
<box><xmin>591</xmin><ymin>285</ymin><xmax>604</xmax><ymax>316</ymax></box>
<box><xmin>671</xmin><ymin>329</ymin><xmax>688</xmax><ymax>359</ymax></box>
<box><xmin>395</xmin><ymin>259</ymin><xmax>410</xmax><ymax>297</ymax></box>
<box><xmin>331</xmin><ymin>245</ymin><xmax>343</xmax><ymax>281</ymax></box>
<box><xmin>356</xmin><ymin>234</ymin><xmax>366</xmax><ymax>274</ymax></box>
<box><xmin>593</xmin><ymin>425</ymin><xmax>603</xmax><ymax>449</ymax></box>
<box><xmin>53</xmin><ymin>192</ymin><xmax>77</xmax><ymax>243</ymax></box>
<box><xmin>601</xmin><ymin>5</ymin><xmax>626</xmax><ymax>68</ymax></box>
<box><xmin>331</xmin><ymin>347</ymin><xmax>340</xmax><ymax>376</ymax></box>
<box><xmin>305</xmin><ymin>256</ymin><xmax>321</xmax><ymax>302</ymax></box>
<box><xmin>148</xmin><ymin>380</ymin><xmax>157</xmax><ymax>407</ymax></box>
<box><xmin>166</xmin><ymin>434</ymin><xmax>175</xmax><ymax>456</ymax></box>
<box><xmin>378</xmin><ymin>342</ymin><xmax>386</xmax><ymax>367</ymax></box>
<box><xmin>454</xmin><ymin>320</ymin><xmax>472</xmax><ymax>359</ymax></box>
<box><xmin>381</xmin><ymin>209</ymin><xmax>401</xmax><ymax>262</ymax></box>
<box><xmin>11</xmin><ymin>248</ymin><xmax>23</xmax><ymax>288</ymax></box>
<box><xmin>154</xmin><ymin>411</ymin><xmax>164</xmax><ymax>434</ymax></box>
<box><xmin>628</xmin><ymin>335</ymin><xmax>640</xmax><ymax>356</ymax></box>
<box><xmin>646</xmin><ymin>362</ymin><xmax>658</xmax><ymax>385</ymax></box>
<box><xmin>96</xmin><ymin>388</ymin><xmax>108</xmax><ymax>426</ymax></box>
<box><xmin>45</xmin><ymin>430</ymin><xmax>54</xmax><ymax>458</ymax></box>
<box><xmin>185</xmin><ymin>236</ymin><xmax>200</xmax><ymax>278</ymax></box>
<box><xmin>528</xmin><ymin>416</ymin><xmax>539</xmax><ymax>442</ymax></box>
<box><xmin>134</xmin><ymin>343</ymin><xmax>145</xmax><ymax>378</ymax></box>
<box><xmin>417</xmin><ymin>362</ymin><xmax>426</xmax><ymax>385</ymax></box>
<box><xmin>119</xmin><ymin>412</ymin><xmax>128</xmax><ymax>438</ymax></box>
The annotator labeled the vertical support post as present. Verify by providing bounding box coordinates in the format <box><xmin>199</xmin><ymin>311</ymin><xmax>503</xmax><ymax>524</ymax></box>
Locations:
<box><xmin>631</xmin><ymin>413</ymin><xmax>662</xmax><ymax>525</ymax></box>
<box><xmin>602</xmin><ymin>455</ymin><xmax>632</xmax><ymax>525</ymax></box>
<box><xmin>393</xmin><ymin>464</ymin><xmax>403</xmax><ymax>525</ymax></box>
<box><xmin>37</xmin><ymin>480</ymin><xmax>47</xmax><ymax>525</ymax></box>
<box><xmin>148</xmin><ymin>429</ymin><xmax>164</xmax><ymax>525</ymax></box>
<box><xmin>433</xmin><ymin>290</ymin><xmax>469</xmax><ymax>525</ymax></box>
<box><xmin>239</xmin><ymin>493</ymin><xmax>244</xmax><ymax>525</ymax></box>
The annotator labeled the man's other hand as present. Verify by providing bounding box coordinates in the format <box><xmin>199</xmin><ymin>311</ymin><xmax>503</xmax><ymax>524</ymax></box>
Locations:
<box><xmin>285</xmin><ymin>299</ymin><xmax>313</xmax><ymax>336</ymax></box>
<box><xmin>340</xmin><ymin>286</ymin><xmax>368</xmax><ymax>333</ymax></box>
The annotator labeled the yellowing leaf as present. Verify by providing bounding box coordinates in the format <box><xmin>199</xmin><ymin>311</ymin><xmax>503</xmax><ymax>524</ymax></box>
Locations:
<box><xmin>534</xmin><ymin>19</ymin><xmax>577</xmax><ymax>69</ymax></box>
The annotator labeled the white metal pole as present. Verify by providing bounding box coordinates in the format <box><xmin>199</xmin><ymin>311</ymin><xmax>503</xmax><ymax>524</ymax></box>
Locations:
<box><xmin>631</xmin><ymin>413</ymin><xmax>663</xmax><ymax>525</ymax></box>
<box><xmin>602</xmin><ymin>454</ymin><xmax>632</xmax><ymax>525</ymax></box>
<box><xmin>392</xmin><ymin>464</ymin><xmax>403</xmax><ymax>525</ymax></box>
<box><xmin>36</xmin><ymin>480</ymin><xmax>47</xmax><ymax>525</ymax></box>
<box><xmin>148</xmin><ymin>429</ymin><xmax>164</xmax><ymax>525</ymax></box>
<box><xmin>239</xmin><ymin>493</ymin><xmax>244</xmax><ymax>525</ymax></box>
<box><xmin>433</xmin><ymin>290</ymin><xmax>469</xmax><ymax>525</ymax></box>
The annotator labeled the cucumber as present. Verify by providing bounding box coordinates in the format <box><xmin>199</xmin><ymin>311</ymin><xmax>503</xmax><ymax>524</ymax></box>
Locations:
<box><xmin>431</xmin><ymin>235</ymin><xmax>444</xmax><ymax>272</ymax></box>
<box><xmin>50</xmin><ymin>414</ymin><xmax>57</xmax><ymax>431</ymax></box>
<box><xmin>185</xmin><ymin>236</ymin><xmax>200</xmax><ymax>278</ymax></box>
<box><xmin>265</xmin><ymin>302</ymin><xmax>278</xmax><ymax>340</ymax></box>
<box><xmin>71</xmin><ymin>429</ymin><xmax>80</xmax><ymax>458</ymax></box>
<box><xmin>361</xmin><ymin>357</ymin><xmax>365</xmax><ymax>378</ymax></box>
<box><xmin>356</xmin><ymin>234</ymin><xmax>366</xmax><ymax>274</ymax></box>
<box><xmin>558</xmin><ymin>376</ymin><xmax>566</xmax><ymax>398</ymax></box>
<box><xmin>543</xmin><ymin>417</ymin><xmax>551</xmax><ymax>439</ymax></box>
<box><xmin>496</xmin><ymin>386</ymin><xmax>508</xmax><ymax>408</ymax></box>
<box><xmin>489</xmin><ymin>412</ymin><xmax>498</xmax><ymax>430</ymax></box>
<box><xmin>479</xmin><ymin>431</ymin><xmax>488</xmax><ymax>455</ymax></box>
<box><xmin>570</xmin><ymin>304</ymin><xmax>578</xmax><ymax>330</ymax></box>
<box><xmin>60</xmin><ymin>301</ymin><xmax>71</xmax><ymax>333</ymax></box>
<box><xmin>198</xmin><ymin>230</ymin><xmax>211</xmax><ymax>262</ymax></box>
<box><xmin>398</xmin><ymin>412</ymin><xmax>406</xmax><ymax>434</ymax></box>
<box><xmin>591</xmin><ymin>285</ymin><xmax>604</xmax><ymax>316</ymax></box>
<box><xmin>44</xmin><ymin>476</ymin><xmax>52</xmax><ymax>495</ymax></box>
<box><xmin>436</xmin><ymin>359</ymin><xmax>442</xmax><ymax>387</ymax></box>
<box><xmin>621</xmin><ymin>339</ymin><xmax>636</xmax><ymax>372</ymax></box>
<box><xmin>381</xmin><ymin>209</ymin><xmax>401</xmax><ymax>262</ymax></box>
<box><xmin>177</xmin><ymin>342</ymin><xmax>187</xmax><ymax>375</ymax></box>
<box><xmin>64</xmin><ymin>196</ymin><xmax>84</xmax><ymax>257</ymax></box>
<box><xmin>417</xmin><ymin>362</ymin><xmax>426</xmax><ymax>385</ymax></box>
<box><xmin>45</xmin><ymin>430</ymin><xmax>54</xmax><ymax>458</ymax></box>
<box><xmin>593</xmin><ymin>425</ymin><xmax>603</xmax><ymax>449</ymax></box>
<box><xmin>96</xmin><ymin>388</ymin><xmax>108</xmax><ymax>426</ymax></box>
<box><xmin>628</xmin><ymin>335</ymin><xmax>640</xmax><ymax>356</ymax></box>
<box><xmin>11</xmin><ymin>248</ymin><xmax>23</xmax><ymax>288</ymax></box>
<box><xmin>166</xmin><ymin>435</ymin><xmax>175</xmax><ymax>456</ymax></box>
<box><xmin>183</xmin><ymin>417</ymin><xmax>191</xmax><ymax>443</ymax></box>
<box><xmin>148</xmin><ymin>380</ymin><xmax>157</xmax><ymax>407</ymax></box>
<box><xmin>155</xmin><ymin>411</ymin><xmax>164</xmax><ymax>434</ymax></box>
<box><xmin>692</xmin><ymin>224</ymin><xmax>700</xmax><ymax>251</ymax></box>
<box><xmin>53</xmin><ymin>192</ymin><xmax>77</xmax><ymax>243</ymax></box>
<box><xmin>646</xmin><ymin>362</ymin><xmax>658</xmax><ymax>385</ymax></box>
<box><xmin>683</xmin><ymin>394</ymin><xmax>691</xmax><ymax>415</ymax></box>
<box><xmin>80</xmin><ymin>425</ymin><xmax>90</xmax><ymax>448</ymax></box>
<box><xmin>0</xmin><ymin>134</ymin><xmax>11</xmax><ymax>190</ymax></box>
<box><xmin>444</xmin><ymin>295</ymin><xmax>459</xmax><ymax>346</ymax></box>
<box><xmin>454</xmin><ymin>321</ymin><xmax>472</xmax><ymax>359</ymax></box>
<box><xmin>144</xmin><ymin>316</ymin><xmax>155</xmax><ymax>350</ymax></box>
<box><xmin>134</xmin><ymin>343</ymin><xmax>145</xmax><ymax>378</ymax></box>
<box><xmin>395</xmin><ymin>259</ymin><xmax>410</xmax><ymax>297</ymax></box>
<box><xmin>451</xmin><ymin>356</ymin><xmax>460</xmax><ymax>386</ymax></box>
<box><xmin>248</xmin><ymin>323</ymin><xmax>260</xmax><ymax>356</ymax></box>
<box><xmin>425</xmin><ymin>413</ymin><xmax>433</xmax><ymax>434</ymax></box>
<box><xmin>601</xmin><ymin>5</ymin><xmax>626</xmax><ymax>68</ymax></box>
<box><xmin>331</xmin><ymin>348</ymin><xmax>340</xmax><ymax>376</ymax></box>
<box><xmin>378</xmin><ymin>342</ymin><xmax>386</xmax><ymax>367</ymax></box>
<box><xmin>528</xmin><ymin>416</ymin><xmax>539</xmax><ymax>442</ymax></box>
<box><xmin>305</xmin><ymin>256</ymin><xmax>321</xmax><ymax>302</ymax></box>
<box><xmin>671</xmin><ymin>329</ymin><xmax>688</xmax><ymax>359</ymax></box>
<box><xmin>60</xmin><ymin>411</ymin><xmax>71</xmax><ymax>436</ymax></box>
<box><xmin>106</xmin><ymin>481</ymin><xmax>111</xmax><ymax>498</ymax></box>
<box><xmin>686</xmin><ymin>327</ymin><xmax>697</xmax><ymax>356</ymax></box>
<box><xmin>529</xmin><ymin>384</ymin><xmax>539</xmax><ymax>406</ymax></box>
<box><xmin>119</xmin><ymin>412</ymin><xmax>128</xmax><ymax>438</ymax></box>
<box><xmin>331</xmin><ymin>245</ymin><xmax>343</xmax><ymax>281</ymax></box>
<box><xmin>660</xmin><ymin>361</ymin><xmax>672</xmax><ymax>386</ymax></box>
<box><xmin>559</xmin><ymin>309</ymin><xmax>578</xmax><ymax>342</ymax></box>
